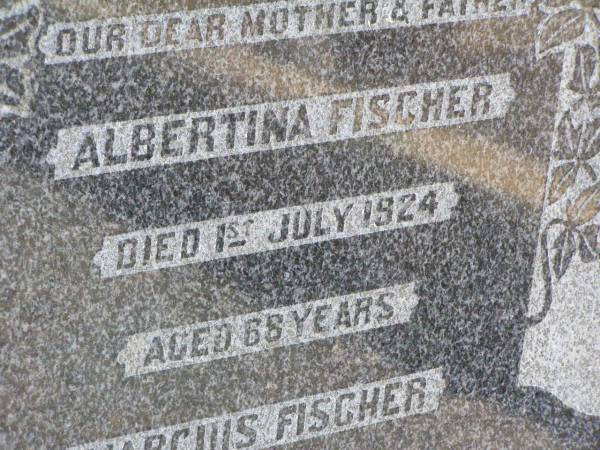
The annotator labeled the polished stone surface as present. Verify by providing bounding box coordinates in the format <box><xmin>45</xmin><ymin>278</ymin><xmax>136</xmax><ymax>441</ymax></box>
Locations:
<box><xmin>1</xmin><ymin>1</ymin><xmax>599</xmax><ymax>448</ymax></box>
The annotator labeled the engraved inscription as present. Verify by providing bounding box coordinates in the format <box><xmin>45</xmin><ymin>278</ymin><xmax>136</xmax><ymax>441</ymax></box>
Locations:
<box><xmin>39</xmin><ymin>0</ymin><xmax>532</xmax><ymax>64</ymax></box>
<box><xmin>48</xmin><ymin>74</ymin><xmax>515</xmax><ymax>179</ymax></box>
<box><xmin>118</xmin><ymin>284</ymin><xmax>418</xmax><ymax>377</ymax></box>
<box><xmin>93</xmin><ymin>182</ymin><xmax>459</xmax><ymax>278</ymax></box>
<box><xmin>67</xmin><ymin>368</ymin><xmax>445</xmax><ymax>450</ymax></box>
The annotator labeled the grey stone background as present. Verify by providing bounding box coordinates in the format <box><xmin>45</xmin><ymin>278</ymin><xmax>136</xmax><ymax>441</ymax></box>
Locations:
<box><xmin>1</xmin><ymin>1</ymin><xmax>599</xmax><ymax>448</ymax></box>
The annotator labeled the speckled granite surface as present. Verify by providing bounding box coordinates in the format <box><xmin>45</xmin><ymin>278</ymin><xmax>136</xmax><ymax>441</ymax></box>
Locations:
<box><xmin>1</xmin><ymin>1</ymin><xmax>599</xmax><ymax>449</ymax></box>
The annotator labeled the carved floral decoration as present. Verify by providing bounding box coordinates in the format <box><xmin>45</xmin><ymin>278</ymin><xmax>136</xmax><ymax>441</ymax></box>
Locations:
<box><xmin>529</xmin><ymin>1</ymin><xmax>600</xmax><ymax>324</ymax></box>
<box><xmin>536</xmin><ymin>0</ymin><xmax>600</xmax><ymax>57</ymax></box>
<box><xmin>548</xmin><ymin>45</ymin><xmax>600</xmax><ymax>279</ymax></box>
<box><xmin>0</xmin><ymin>1</ymin><xmax>42</xmax><ymax>118</ymax></box>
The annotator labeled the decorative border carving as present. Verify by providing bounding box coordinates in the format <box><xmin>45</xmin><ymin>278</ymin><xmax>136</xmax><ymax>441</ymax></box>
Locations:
<box><xmin>528</xmin><ymin>0</ymin><xmax>600</xmax><ymax>325</ymax></box>
<box><xmin>0</xmin><ymin>0</ymin><xmax>42</xmax><ymax>118</ymax></box>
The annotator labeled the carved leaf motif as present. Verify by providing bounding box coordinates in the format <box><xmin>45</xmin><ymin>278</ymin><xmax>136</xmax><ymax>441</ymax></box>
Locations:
<box><xmin>0</xmin><ymin>64</ymin><xmax>23</xmax><ymax>103</ymax></box>
<box><xmin>570</xmin><ymin>46</ymin><xmax>599</xmax><ymax>93</ymax></box>
<box><xmin>554</xmin><ymin>114</ymin><xmax>600</xmax><ymax>162</ymax></box>
<box><xmin>0</xmin><ymin>5</ymin><xmax>40</xmax><ymax>58</ymax></box>
<box><xmin>567</xmin><ymin>182</ymin><xmax>600</xmax><ymax>225</ymax></box>
<box><xmin>540</xmin><ymin>0</ymin><xmax>599</xmax><ymax>8</ymax></box>
<box><xmin>548</xmin><ymin>162</ymin><xmax>578</xmax><ymax>203</ymax></box>
<box><xmin>577</xmin><ymin>0</ymin><xmax>600</xmax><ymax>10</ymax></box>
<box><xmin>552</xmin><ymin>228</ymin><xmax>576</xmax><ymax>279</ymax></box>
<box><xmin>578</xmin><ymin>224</ymin><xmax>599</xmax><ymax>262</ymax></box>
<box><xmin>543</xmin><ymin>0</ymin><xmax>570</xmax><ymax>6</ymax></box>
<box><xmin>580</xmin><ymin>126</ymin><xmax>600</xmax><ymax>160</ymax></box>
<box><xmin>555</xmin><ymin>114</ymin><xmax>579</xmax><ymax>160</ymax></box>
<box><xmin>0</xmin><ymin>3</ymin><xmax>40</xmax><ymax>119</ymax></box>
<box><xmin>536</xmin><ymin>9</ymin><xmax>586</xmax><ymax>58</ymax></box>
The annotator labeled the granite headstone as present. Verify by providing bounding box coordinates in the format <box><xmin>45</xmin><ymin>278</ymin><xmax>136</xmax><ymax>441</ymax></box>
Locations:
<box><xmin>1</xmin><ymin>0</ymin><xmax>599</xmax><ymax>448</ymax></box>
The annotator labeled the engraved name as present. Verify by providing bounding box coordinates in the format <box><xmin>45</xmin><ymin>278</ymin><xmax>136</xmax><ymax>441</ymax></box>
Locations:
<box><xmin>67</xmin><ymin>368</ymin><xmax>445</xmax><ymax>450</ymax></box>
<box><xmin>40</xmin><ymin>0</ymin><xmax>531</xmax><ymax>64</ymax></box>
<box><xmin>49</xmin><ymin>74</ymin><xmax>514</xmax><ymax>180</ymax></box>
<box><xmin>93</xmin><ymin>182</ymin><xmax>459</xmax><ymax>278</ymax></box>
